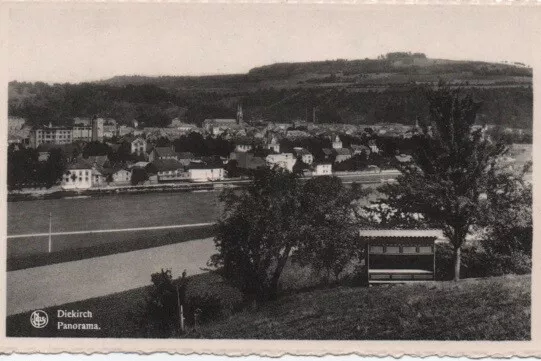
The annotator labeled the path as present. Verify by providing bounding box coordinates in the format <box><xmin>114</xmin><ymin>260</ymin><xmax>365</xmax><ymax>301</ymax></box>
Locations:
<box><xmin>6</xmin><ymin>238</ymin><xmax>215</xmax><ymax>316</ymax></box>
<box><xmin>7</xmin><ymin>222</ymin><xmax>215</xmax><ymax>239</ymax></box>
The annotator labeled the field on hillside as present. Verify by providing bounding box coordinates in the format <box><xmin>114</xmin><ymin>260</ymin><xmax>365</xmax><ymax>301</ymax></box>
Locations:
<box><xmin>7</xmin><ymin>274</ymin><xmax>530</xmax><ymax>340</ymax></box>
<box><xmin>200</xmin><ymin>275</ymin><xmax>531</xmax><ymax>340</ymax></box>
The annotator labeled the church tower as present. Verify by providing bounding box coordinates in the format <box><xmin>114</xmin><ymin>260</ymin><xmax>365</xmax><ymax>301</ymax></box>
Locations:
<box><xmin>236</xmin><ymin>104</ymin><xmax>244</xmax><ymax>125</ymax></box>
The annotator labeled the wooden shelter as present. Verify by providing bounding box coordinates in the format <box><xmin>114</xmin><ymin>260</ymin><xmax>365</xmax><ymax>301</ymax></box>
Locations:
<box><xmin>359</xmin><ymin>229</ymin><xmax>443</xmax><ymax>284</ymax></box>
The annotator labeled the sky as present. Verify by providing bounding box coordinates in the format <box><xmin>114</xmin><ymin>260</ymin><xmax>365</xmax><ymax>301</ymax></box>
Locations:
<box><xmin>6</xmin><ymin>4</ymin><xmax>541</xmax><ymax>83</ymax></box>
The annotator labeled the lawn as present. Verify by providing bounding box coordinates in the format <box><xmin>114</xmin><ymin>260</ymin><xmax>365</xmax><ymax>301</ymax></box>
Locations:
<box><xmin>7</xmin><ymin>224</ymin><xmax>215</xmax><ymax>271</ymax></box>
<box><xmin>6</xmin><ymin>273</ymin><xmax>530</xmax><ymax>340</ymax></box>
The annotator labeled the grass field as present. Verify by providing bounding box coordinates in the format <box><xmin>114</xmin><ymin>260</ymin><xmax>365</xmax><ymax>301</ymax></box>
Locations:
<box><xmin>7</xmin><ymin>224</ymin><xmax>215</xmax><ymax>271</ymax></box>
<box><xmin>6</xmin><ymin>273</ymin><xmax>530</xmax><ymax>340</ymax></box>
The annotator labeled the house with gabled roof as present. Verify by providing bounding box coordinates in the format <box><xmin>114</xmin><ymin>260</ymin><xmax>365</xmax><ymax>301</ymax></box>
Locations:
<box><xmin>148</xmin><ymin>146</ymin><xmax>178</xmax><ymax>162</ymax></box>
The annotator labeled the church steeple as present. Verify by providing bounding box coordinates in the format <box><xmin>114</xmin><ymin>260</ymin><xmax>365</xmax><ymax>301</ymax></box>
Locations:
<box><xmin>236</xmin><ymin>104</ymin><xmax>244</xmax><ymax>125</ymax></box>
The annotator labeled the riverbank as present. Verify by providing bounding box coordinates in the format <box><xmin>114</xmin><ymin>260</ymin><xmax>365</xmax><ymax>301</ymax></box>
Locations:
<box><xmin>7</xmin><ymin>170</ymin><xmax>400</xmax><ymax>202</ymax></box>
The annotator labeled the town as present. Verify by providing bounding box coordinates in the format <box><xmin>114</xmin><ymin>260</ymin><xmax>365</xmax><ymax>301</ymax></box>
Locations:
<box><xmin>7</xmin><ymin>104</ymin><xmax>531</xmax><ymax>193</ymax></box>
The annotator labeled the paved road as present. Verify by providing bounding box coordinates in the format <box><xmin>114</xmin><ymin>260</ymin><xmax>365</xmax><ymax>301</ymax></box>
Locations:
<box><xmin>6</xmin><ymin>238</ymin><xmax>215</xmax><ymax>316</ymax></box>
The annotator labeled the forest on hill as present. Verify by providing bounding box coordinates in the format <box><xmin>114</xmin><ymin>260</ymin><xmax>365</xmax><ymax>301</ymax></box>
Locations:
<box><xmin>8</xmin><ymin>53</ymin><xmax>533</xmax><ymax>129</ymax></box>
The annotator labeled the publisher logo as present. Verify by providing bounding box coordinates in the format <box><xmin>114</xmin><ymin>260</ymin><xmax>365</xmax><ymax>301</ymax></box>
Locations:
<box><xmin>30</xmin><ymin>310</ymin><xmax>48</xmax><ymax>328</ymax></box>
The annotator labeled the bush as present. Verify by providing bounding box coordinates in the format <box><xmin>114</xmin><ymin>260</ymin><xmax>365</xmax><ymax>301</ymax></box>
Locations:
<box><xmin>141</xmin><ymin>269</ymin><xmax>187</xmax><ymax>338</ymax></box>
<box><xmin>435</xmin><ymin>243</ymin><xmax>531</xmax><ymax>281</ymax></box>
<box><xmin>186</xmin><ymin>293</ymin><xmax>225</xmax><ymax>325</ymax></box>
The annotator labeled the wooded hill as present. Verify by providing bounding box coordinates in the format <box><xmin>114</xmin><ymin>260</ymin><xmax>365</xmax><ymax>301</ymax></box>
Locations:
<box><xmin>9</xmin><ymin>53</ymin><xmax>533</xmax><ymax>129</ymax></box>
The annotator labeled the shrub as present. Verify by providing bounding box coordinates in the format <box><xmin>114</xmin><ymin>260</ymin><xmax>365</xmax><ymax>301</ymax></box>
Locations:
<box><xmin>186</xmin><ymin>293</ymin><xmax>225</xmax><ymax>325</ymax></box>
<box><xmin>141</xmin><ymin>269</ymin><xmax>187</xmax><ymax>338</ymax></box>
<box><xmin>435</xmin><ymin>242</ymin><xmax>531</xmax><ymax>281</ymax></box>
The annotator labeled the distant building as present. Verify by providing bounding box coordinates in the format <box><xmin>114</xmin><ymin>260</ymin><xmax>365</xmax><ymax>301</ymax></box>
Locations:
<box><xmin>368</xmin><ymin>139</ymin><xmax>380</xmax><ymax>154</ymax></box>
<box><xmin>234</xmin><ymin>141</ymin><xmax>253</xmax><ymax>153</ymax></box>
<box><xmin>286</xmin><ymin>129</ymin><xmax>310</xmax><ymax>138</ymax></box>
<box><xmin>92</xmin><ymin>117</ymin><xmax>104</xmax><ymax>142</ymax></box>
<box><xmin>232</xmin><ymin>152</ymin><xmax>267</xmax><ymax>170</ymax></box>
<box><xmin>313</xmin><ymin>163</ymin><xmax>332</xmax><ymax>176</ymax></box>
<box><xmin>332</xmin><ymin>135</ymin><xmax>343</xmax><ymax>149</ymax></box>
<box><xmin>152</xmin><ymin>159</ymin><xmax>189</xmax><ymax>182</ymax></box>
<box><xmin>130</xmin><ymin>137</ymin><xmax>147</xmax><ymax>157</ymax></box>
<box><xmin>334</xmin><ymin>148</ymin><xmax>352</xmax><ymax>163</ymax></box>
<box><xmin>237</xmin><ymin>104</ymin><xmax>244</xmax><ymax>125</ymax></box>
<box><xmin>72</xmin><ymin>124</ymin><xmax>93</xmax><ymax>142</ymax></box>
<box><xmin>177</xmin><ymin>152</ymin><xmax>195</xmax><ymax>166</ymax></box>
<box><xmin>351</xmin><ymin>144</ymin><xmax>371</xmax><ymax>157</ymax></box>
<box><xmin>148</xmin><ymin>146</ymin><xmax>178</xmax><ymax>162</ymax></box>
<box><xmin>29</xmin><ymin>123</ymin><xmax>73</xmax><ymax>148</ymax></box>
<box><xmin>265</xmin><ymin>136</ymin><xmax>280</xmax><ymax>153</ymax></box>
<box><xmin>293</xmin><ymin>147</ymin><xmax>314</xmax><ymax>165</ymax></box>
<box><xmin>61</xmin><ymin>159</ymin><xmax>93</xmax><ymax>190</ymax></box>
<box><xmin>187</xmin><ymin>162</ymin><xmax>225</xmax><ymax>182</ymax></box>
<box><xmin>8</xmin><ymin>116</ymin><xmax>25</xmax><ymax>132</ymax></box>
<box><xmin>111</xmin><ymin>168</ymin><xmax>132</xmax><ymax>185</ymax></box>
<box><xmin>203</xmin><ymin>117</ymin><xmax>244</xmax><ymax>136</ymax></box>
<box><xmin>118</xmin><ymin>125</ymin><xmax>134</xmax><ymax>137</ymax></box>
<box><xmin>395</xmin><ymin>154</ymin><xmax>413</xmax><ymax>164</ymax></box>
<box><xmin>266</xmin><ymin>153</ymin><xmax>296</xmax><ymax>172</ymax></box>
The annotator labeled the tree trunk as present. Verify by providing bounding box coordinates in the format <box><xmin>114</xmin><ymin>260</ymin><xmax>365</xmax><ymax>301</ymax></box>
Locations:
<box><xmin>266</xmin><ymin>246</ymin><xmax>292</xmax><ymax>302</ymax></box>
<box><xmin>453</xmin><ymin>246</ymin><xmax>461</xmax><ymax>281</ymax></box>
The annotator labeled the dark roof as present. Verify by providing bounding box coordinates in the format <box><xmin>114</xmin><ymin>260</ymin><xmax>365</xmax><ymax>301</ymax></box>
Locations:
<box><xmin>294</xmin><ymin>148</ymin><xmax>312</xmax><ymax>156</ymax></box>
<box><xmin>187</xmin><ymin>161</ymin><xmax>224</xmax><ymax>169</ymax></box>
<box><xmin>86</xmin><ymin>155</ymin><xmax>109</xmax><ymax>167</ymax></box>
<box><xmin>334</xmin><ymin>148</ymin><xmax>351</xmax><ymax>156</ymax></box>
<box><xmin>395</xmin><ymin>154</ymin><xmax>413</xmax><ymax>163</ymax></box>
<box><xmin>177</xmin><ymin>152</ymin><xmax>195</xmax><ymax>160</ymax></box>
<box><xmin>153</xmin><ymin>147</ymin><xmax>177</xmax><ymax>157</ymax></box>
<box><xmin>322</xmin><ymin>148</ymin><xmax>334</xmax><ymax>156</ymax></box>
<box><xmin>36</xmin><ymin>143</ymin><xmax>79</xmax><ymax>154</ymax></box>
<box><xmin>151</xmin><ymin>159</ymin><xmax>184</xmax><ymax>172</ymax></box>
<box><xmin>67</xmin><ymin>159</ymin><xmax>92</xmax><ymax>170</ymax></box>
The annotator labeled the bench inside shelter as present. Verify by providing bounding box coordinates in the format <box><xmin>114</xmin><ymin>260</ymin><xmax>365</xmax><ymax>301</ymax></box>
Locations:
<box><xmin>359</xmin><ymin>229</ymin><xmax>443</xmax><ymax>284</ymax></box>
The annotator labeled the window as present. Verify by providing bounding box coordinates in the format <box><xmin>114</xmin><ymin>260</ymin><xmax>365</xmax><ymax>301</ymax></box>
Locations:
<box><xmin>385</xmin><ymin>246</ymin><xmax>400</xmax><ymax>254</ymax></box>
<box><xmin>418</xmin><ymin>246</ymin><xmax>433</xmax><ymax>254</ymax></box>
<box><xmin>402</xmin><ymin>246</ymin><xmax>417</xmax><ymax>254</ymax></box>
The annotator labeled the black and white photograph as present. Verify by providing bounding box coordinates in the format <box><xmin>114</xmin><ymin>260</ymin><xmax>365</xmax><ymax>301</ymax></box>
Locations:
<box><xmin>1</xmin><ymin>2</ymin><xmax>537</xmax><ymax>351</ymax></box>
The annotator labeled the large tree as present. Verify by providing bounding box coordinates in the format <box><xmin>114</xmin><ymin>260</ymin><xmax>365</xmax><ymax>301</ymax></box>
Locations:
<box><xmin>293</xmin><ymin>177</ymin><xmax>367</xmax><ymax>284</ymax></box>
<box><xmin>378</xmin><ymin>83</ymin><xmax>509</xmax><ymax>281</ymax></box>
<box><xmin>210</xmin><ymin>167</ymin><xmax>303</xmax><ymax>304</ymax></box>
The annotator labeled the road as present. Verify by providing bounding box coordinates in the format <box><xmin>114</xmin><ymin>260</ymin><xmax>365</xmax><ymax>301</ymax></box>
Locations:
<box><xmin>6</xmin><ymin>238</ymin><xmax>215</xmax><ymax>316</ymax></box>
<box><xmin>7</xmin><ymin>222</ymin><xmax>215</xmax><ymax>239</ymax></box>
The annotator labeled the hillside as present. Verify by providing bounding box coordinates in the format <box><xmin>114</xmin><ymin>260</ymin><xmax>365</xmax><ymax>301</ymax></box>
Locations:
<box><xmin>9</xmin><ymin>53</ymin><xmax>533</xmax><ymax>129</ymax></box>
<box><xmin>101</xmin><ymin>55</ymin><xmax>532</xmax><ymax>91</ymax></box>
<box><xmin>200</xmin><ymin>275</ymin><xmax>530</xmax><ymax>340</ymax></box>
<box><xmin>6</xmin><ymin>274</ymin><xmax>530</xmax><ymax>339</ymax></box>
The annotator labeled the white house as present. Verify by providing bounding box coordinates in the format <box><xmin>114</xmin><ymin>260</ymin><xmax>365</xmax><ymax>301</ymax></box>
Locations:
<box><xmin>61</xmin><ymin>160</ymin><xmax>93</xmax><ymax>190</ymax></box>
<box><xmin>265</xmin><ymin>136</ymin><xmax>280</xmax><ymax>153</ymax></box>
<box><xmin>112</xmin><ymin>169</ymin><xmax>132</xmax><ymax>185</ymax></box>
<box><xmin>314</xmin><ymin>163</ymin><xmax>332</xmax><ymax>176</ymax></box>
<box><xmin>332</xmin><ymin>135</ymin><xmax>343</xmax><ymax>149</ymax></box>
<box><xmin>152</xmin><ymin>159</ymin><xmax>189</xmax><ymax>182</ymax></box>
<box><xmin>235</xmin><ymin>143</ymin><xmax>253</xmax><ymax>153</ymax></box>
<box><xmin>265</xmin><ymin>153</ymin><xmax>297</xmax><ymax>172</ymax></box>
<box><xmin>130</xmin><ymin>137</ymin><xmax>147</xmax><ymax>157</ymax></box>
<box><xmin>293</xmin><ymin>147</ymin><xmax>314</xmax><ymax>165</ymax></box>
<box><xmin>188</xmin><ymin>165</ymin><xmax>225</xmax><ymax>182</ymax></box>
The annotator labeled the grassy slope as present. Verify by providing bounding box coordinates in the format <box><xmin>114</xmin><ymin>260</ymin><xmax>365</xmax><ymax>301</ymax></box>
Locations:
<box><xmin>200</xmin><ymin>275</ymin><xmax>531</xmax><ymax>340</ymax></box>
<box><xmin>7</xmin><ymin>225</ymin><xmax>214</xmax><ymax>271</ymax></box>
<box><xmin>7</xmin><ymin>274</ymin><xmax>530</xmax><ymax>340</ymax></box>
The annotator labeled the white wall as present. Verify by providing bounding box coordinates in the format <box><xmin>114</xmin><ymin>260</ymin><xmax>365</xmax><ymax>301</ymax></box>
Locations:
<box><xmin>61</xmin><ymin>169</ymin><xmax>93</xmax><ymax>189</ymax></box>
<box><xmin>189</xmin><ymin>168</ymin><xmax>224</xmax><ymax>182</ymax></box>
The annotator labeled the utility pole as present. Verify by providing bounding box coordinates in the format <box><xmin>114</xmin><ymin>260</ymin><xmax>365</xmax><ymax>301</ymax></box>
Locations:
<box><xmin>176</xmin><ymin>285</ymin><xmax>185</xmax><ymax>335</ymax></box>
<box><xmin>48</xmin><ymin>212</ymin><xmax>52</xmax><ymax>253</ymax></box>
